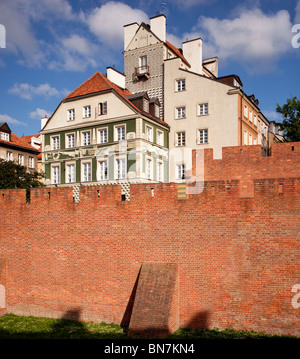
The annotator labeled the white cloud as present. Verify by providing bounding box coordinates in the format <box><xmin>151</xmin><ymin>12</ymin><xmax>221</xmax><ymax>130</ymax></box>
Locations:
<box><xmin>29</xmin><ymin>108</ymin><xmax>52</xmax><ymax>120</ymax></box>
<box><xmin>0</xmin><ymin>114</ymin><xmax>27</xmax><ymax>126</ymax></box>
<box><xmin>87</xmin><ymin>1</ymin><xmax>148</xmax><ymax>48</ymax></box>
<box><xmin>196</xmin><ymin>8</ymin><xmax>293</xmax><ymax>72</ymax></box>
<box><xmin>8</xmin><ymin>83</ymin><xmax>67</xmax><ymax>100</ymax></box>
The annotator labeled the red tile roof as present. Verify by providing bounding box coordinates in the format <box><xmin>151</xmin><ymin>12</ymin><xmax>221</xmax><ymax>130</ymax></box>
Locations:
<box><xmin>0</xmin><ymin>132</ymin><xmax>39</xmax><ymax>153</ymax></box>
<box><xmin>165</xmin><ymin>41</ymin><xmax>190</xmax><ymax>67</ymax></box>
<box><xmin>64</xmin><ymin>71</ymin><xmax>168</xmax><ymax>127</ymax></box>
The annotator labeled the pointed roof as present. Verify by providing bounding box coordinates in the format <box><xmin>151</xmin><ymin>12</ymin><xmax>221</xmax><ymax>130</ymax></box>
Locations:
<box><xmin>62</xmin><ymin>71</ymin><xmax>168</xmax><ymax>127</ymax></box>
<box><xmin>165</xmin><ymin>41</ymin><xmax>190</xmax><ymax>67</ymax></box>
<box><xmin>0</xmin><ymin>124</ymin><xmax>39</xmax><ymax>153</ymax></box>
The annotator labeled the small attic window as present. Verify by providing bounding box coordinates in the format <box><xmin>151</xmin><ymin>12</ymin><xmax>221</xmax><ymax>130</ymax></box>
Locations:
<box><xmin>143</xmin><ymin>98</ymin><xmax>149</xmax><ymax>113</ymax></box>
<box><xmin>0</xmin><ymin>132</ymin><xmax>10</xmax><ymax>141</ymax></box>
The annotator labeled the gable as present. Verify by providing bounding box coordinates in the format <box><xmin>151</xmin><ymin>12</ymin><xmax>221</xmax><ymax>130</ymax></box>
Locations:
<box><xmin>126</xmin><ymin>23</ymin><xmax>162</xmax><ymax>51</ymax></box>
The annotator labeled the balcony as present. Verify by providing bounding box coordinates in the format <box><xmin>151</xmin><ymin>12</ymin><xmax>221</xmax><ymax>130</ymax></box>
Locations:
<box><xmin>135</xmin><ymin>65</ymin><xmax>150</xmax><ymax>80</ymax></box>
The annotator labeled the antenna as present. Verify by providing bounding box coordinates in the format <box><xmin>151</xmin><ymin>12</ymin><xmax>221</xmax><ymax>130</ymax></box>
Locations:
<box><xmin>157</xmin><ymin>2</ymin><xmax>166</xmax><ymax>16</ymax></box>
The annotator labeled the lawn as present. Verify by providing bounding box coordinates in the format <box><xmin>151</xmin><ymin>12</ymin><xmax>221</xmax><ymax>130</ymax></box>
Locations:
<box><xmin>0</xmin><ymin>314</ymin><xmax>298</xmax><ymax>339</ymax></box>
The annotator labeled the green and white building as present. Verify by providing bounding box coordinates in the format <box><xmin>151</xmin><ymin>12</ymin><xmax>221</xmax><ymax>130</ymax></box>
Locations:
<box><xmin>40</xmin><ymin>68</ymin><xmax>169</xmax><ymax>194</ymax></box>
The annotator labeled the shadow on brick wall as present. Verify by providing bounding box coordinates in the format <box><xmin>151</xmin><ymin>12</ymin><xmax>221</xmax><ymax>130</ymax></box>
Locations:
<box><xmin>186</xmin><ymin>311</ymin><xmax>210</xmax><ymax>329</ymax></box>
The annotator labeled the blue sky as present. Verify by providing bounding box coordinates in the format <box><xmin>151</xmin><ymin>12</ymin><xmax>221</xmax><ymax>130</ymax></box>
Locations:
<box><xmin>0</xmin><ymin>0</ymin><xmax>299</xmax><ymax>137</ymax></box>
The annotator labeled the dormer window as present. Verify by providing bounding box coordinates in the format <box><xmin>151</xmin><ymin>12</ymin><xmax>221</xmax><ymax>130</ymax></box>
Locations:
<box><xmin>0</xmin><ymin>132</ymin><xmax>9</xmax><ymax>141</ymax></box>
<box><xmin>143</xmin><ymin>98</ymin><xmax>149</xmax><ymax>113</ymax></box>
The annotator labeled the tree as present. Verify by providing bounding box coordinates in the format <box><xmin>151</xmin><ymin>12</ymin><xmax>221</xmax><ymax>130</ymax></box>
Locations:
<box><xmin>276</xmin><ymin>96</ymin><xmax>300</xmax><ymax>142</ymax></box>
<box><xmin>0</xmin><ymin>159</ymin><xmax>44</xmax><ymax>200</ymax></box>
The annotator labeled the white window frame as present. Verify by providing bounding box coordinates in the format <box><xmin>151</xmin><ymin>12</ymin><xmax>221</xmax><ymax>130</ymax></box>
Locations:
<box><xmin>198</xmin><ymin>103</ymin><xmax>208</xmax><ymax>116</ymax></box>
<box><xmin>1</xmin><ymin>132</ymin><xmax>9</xmax><ymax>141</ymax></box>
<box><xmin>68</xmin><ymin>109</ymin><xmax>75</xmax><ymax>122</ymax></box>
<box><xmin>6</xmin><ymin>151</ymin><xmax>13</xmax><ymax>161</ymax></box>
<box><xmin>146</xmin><ymin>157</ymin><xmax>152</xmax><ymax>180</ymax></box>
<box><xmin>83</xmin><ymin>105</ymin><xmax>91</xmax><ymax>118</ymax></box>
<box><xmin>51</xmin><ymin>135</ymin><xmax>60</xmax><ymax>150</ymax></box>
<box><xmin>28</xmin><ymin>157</ymin><xmax>34</xmax><ymax>168</ymax></box>
<box><xmin>52</xmin><ymin>165</ymin><xmax>60</xmax><ymax>185</ymax></box>
<box><xmin>176</xmin><ymin>163</ymin><xmax>185</xmax><ymax>180</ymax></box>
<box><xmin>197</xmin><ymin>129</ymin><xmax>208</xmax><ymax>144</ymax></box>
<box><xmin>98</xmin><ymin>160</ymin><xmax>108</xmax><ymax>181</ymax></box>
<box><xmin>98</xmin><ymin>102</ymin><xmax>107</xmax><ymax>116</ymax></box>
<box><xmin>82</xmin><ymin>161</ymin><xmax>91</xmax><ymax>182</ymax></box>
<box><xmin>146</xmin><ymin>125</ymin><xmax>153</xmax><ymax>142</ymax></box>
<box><xmin>176</xmin><ymin>132</ymin><xmax>185</xmax><ymax>147</ymax></box>
<box><xmin>244</xmin><ymin>105</ymin><xmax>248</xmax><ymax>118</ymax></box>
<box><xmin>116</xmin><ymin>157</ymin><xmax>126</xmax><ymax>180</ymax></box>
<box><xmin>157</xmin><ymin>130</ymin><xmax>163</xmax><ymax>146</ymax></box>
<box><xmin>157</xmin><ymin>161</ymin><xmax>163</xmax><ymax>182</ymax></box>
<box><xmin>253</xmin><ymin>137</ymin><xmax>257</xmax><ymax>145</ymax></box>
<box><xmin>176</xmin><ymin>107</ymin><xmax>186</xmax><ymax>119</ymax></box>
<box><xmin>249</xmin><ymin>133</ymin><xmax>252</xmax><ymax>145</ymax></box>
<box><xmin>82</xmin><ymin>131</ymin><xmax>91</xmax><ymax>146</ymax></box>
<box><xmin>66</xmin><ymin>133</ymin><xmax>75</xmax><ymax>149</ymax></box>
<box><xmin>249</xmin><ymin>110</ymin><xmax>253</xmax><ymax>122</ymax></box>
<box><xmin>254</xmin><ymin>114</ymin><xmax>257</xmax><ymax>126</ymax></box>
<box><xmin>98</xmin><ymin>127</ymin><xmax>108</xmax><ymax>144</ymax></box>
<box><xmin>139</xmin><ymin>55</ymin><xmax>148</xmax><ymax>74</ymax></box>
<box><xmin>244</xmin><ymin>130</ymin><xmax>248</xmax><ymax>145</ymax></box>
<box><xmin>115</xmin><ymin>125</ymin><xmax>126</xmax><ymax>142</ymax></box>
<box><xmin>66</xmin><ymin>163</ymin><xmax>75</xmax><ymax>183</ymax></box>
<box><xmin>176</xmin><ymin>79</ymin><xmax>186</xmax><ymax>92</ymax></box>
<box><xmin>18</xmin><ymin>154</ymin><xmax>24</xmax><ymax>165</ymax></box>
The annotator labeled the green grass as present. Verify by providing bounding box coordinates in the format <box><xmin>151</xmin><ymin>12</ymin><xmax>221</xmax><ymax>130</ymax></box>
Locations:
<box><xmin>0</xmin><ymin>314</ymin><xmax>298</xmax><ymax>339</ymax></box>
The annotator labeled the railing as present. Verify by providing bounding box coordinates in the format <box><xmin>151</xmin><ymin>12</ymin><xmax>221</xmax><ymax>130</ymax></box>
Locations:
<box><xmin>135</xmin><ymin>65</ymin><xmax>150</xmax><ymax>78</ymax></box>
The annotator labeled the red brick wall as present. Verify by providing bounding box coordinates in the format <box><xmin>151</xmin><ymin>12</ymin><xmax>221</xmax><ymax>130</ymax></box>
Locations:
<box><xmin>0</xmin><ymin>142</ymin><xmax>299</xmax><ymax>337</ymax></box>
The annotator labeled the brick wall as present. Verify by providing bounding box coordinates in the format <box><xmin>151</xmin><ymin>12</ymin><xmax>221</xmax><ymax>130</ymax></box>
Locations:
<box><xmin>0</xmin><ymin>142</ymin><xmax>299</xmax><ymax>337</ymax></box>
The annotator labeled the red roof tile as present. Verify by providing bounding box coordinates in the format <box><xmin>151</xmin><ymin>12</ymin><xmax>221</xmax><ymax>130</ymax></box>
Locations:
<box><xmin>0</xmin><ymin>132</ymin><xmax>39</xmax><ymax>153</ymax></box>
<box><xmin>165</xmin><ymin>41</ymin><xmax>190</xmax><ymax>67</ymax></box>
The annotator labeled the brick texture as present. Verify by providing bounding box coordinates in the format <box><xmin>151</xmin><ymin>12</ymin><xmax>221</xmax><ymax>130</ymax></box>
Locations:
<box><xmin>0</xmin><ymin>142</ymin><xmax>299</xmax><ymax>337</ymax></box>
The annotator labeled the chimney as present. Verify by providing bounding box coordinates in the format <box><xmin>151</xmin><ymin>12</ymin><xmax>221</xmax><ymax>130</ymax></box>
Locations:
<box><xmin>41</xmin><ymin>115</ymin><xmax>48</xmax><ymax>129</ymax></box>
<box><xmin>106</xmin><ymin>67</ymin><xmax>126</xmax><ymax>89</ymax></box>
<box><xmin>150</xmin><ymin>14</ymin><xmax>166</xmax><ymax>42</ymax></box>
<box><xmin>124</xmin><ymin>22</ymin><xmax>139</xmax><ymax>50</ymax></box>
<box><xmin>182</xmin><ymin>38</ymin><xmax>203</xmax><ymax>75</ymax></box>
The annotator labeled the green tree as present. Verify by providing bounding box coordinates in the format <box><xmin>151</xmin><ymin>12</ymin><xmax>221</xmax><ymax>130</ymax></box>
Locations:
<box><xmin>276</xmin><ymin>96</ymin><xmax>300</xmax><ymax>142</ymax></box>
<box><xmin>0</xmin><ymin>159</ymin><xmax>44</xmax><ymax>200</ymax></box>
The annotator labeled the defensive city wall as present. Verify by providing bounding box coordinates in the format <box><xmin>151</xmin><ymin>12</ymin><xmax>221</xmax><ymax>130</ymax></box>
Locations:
<box><xmin>0</xmin><ymin>142</ymin><xmax>299</xmax><ymax>337</ymax></box>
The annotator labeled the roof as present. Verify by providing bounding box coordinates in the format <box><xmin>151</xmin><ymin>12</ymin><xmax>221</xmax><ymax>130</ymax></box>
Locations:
<box><xmin>165</xmin><ymin>41</ymin><xmax>190</xmax><ymax>67</ymax></box>
<box><xmin>63</xmin><ymin>71</ymin><xmax>168</xmax><ymax>128</ymax></box>
<box><xmin>21</xmin><ymin>134</ymin><xmax>42</xmax><ymax>160</ymax></box>
<box><xmin>0</xmin><ymin>127</ymin><xmax>39</xmax><ymax>154</ymax></box>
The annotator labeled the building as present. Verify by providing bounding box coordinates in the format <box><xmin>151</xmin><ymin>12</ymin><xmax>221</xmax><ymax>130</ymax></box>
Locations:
<box><xmin>0</xmin><ymin>122</ymin><xmax>39</xmax><ymax>172</ymax></box>
<box><xmin>20</xmin><ymin>134</ymin><xmax>43</xmax><ymax>173</ymax></box>
<box><xmin>40</xmin><ymin>68</ymin><xmax>169</xmax><ymax>193</ymax></box>
<box><xmin>123</xmin><ymin>14</ymin><xmax>277</xmax><ymax>182</ymax></box>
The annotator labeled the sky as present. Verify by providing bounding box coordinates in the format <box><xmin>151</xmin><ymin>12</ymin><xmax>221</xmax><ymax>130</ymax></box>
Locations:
<box><xmin>0</xmin><ymin>0</ymin><xmax>299</xmax><ymax>137</ymax></box>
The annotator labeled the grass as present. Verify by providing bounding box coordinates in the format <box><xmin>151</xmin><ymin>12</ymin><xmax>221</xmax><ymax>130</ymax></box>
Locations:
<box><xmin>0</xmin><ymin>314</ymin><xmax>298</xmax><ymax>340</ymax></box>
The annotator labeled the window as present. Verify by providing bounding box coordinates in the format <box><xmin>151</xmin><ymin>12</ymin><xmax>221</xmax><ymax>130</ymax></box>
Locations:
<box><xmin>28</xmin><ymin>157</ymin><xmax>34</xmax><ymax>168</ymax></box>
<box><xmin>6</xmin><ymin>152</ymin><xmax>13</xmax><ymax>161</ymax></box>
<box><xmin>115</xmin><ymin>125</ymin><xmax>125</xmax><ymax>141</ymax></box>
<box><xmin>98</xmin><ymin>160</ymin><xmax>108</xmax><ymax>181</ymax></box>
<box><xmin>68</xmin><ymin>109</ymin><xmax>75</xmax><ymax>121</ymax></box>
<box><xmin>98</xmin><ymin>128</ymin><xmax>107</xmax><ymax>144</ymax></box>
<box><xmin>98</xmin><ymin>102</ymin><xmax>107</xmax><ymax>116</ymax></box>
<box><xmin>244</xmin><ymin>130</ymin><xmax>248</xmax><ymax>145</ymax></box>
<box><xmin>18</xmin><ymin>154</ymin><xmax>24</xmax><ymax>165</ymax></box>
<box><xmin>157</xmin><ymin>130</ymin><xmax>163</xmax><ymax>146</ymax></box>
<box><xmin>176</xmin><ymin>132</ymin><xmax>185</xmax><ymax>147</ymax></box>
<box><xmin>176</xmin><ymin>164</ymin><xmax>185</xmax><ymax>180</ymax></box>
<box><xmin>198</xmin><ymin>129</ymin><xmax>208</xmax><ymax>144</ymax></box>
<box><xmin>249</xmin><ymin>133</ymin><xmax>252</xmax><ymax>145</ymax></box>
<box><xmin>82</xmin><ymin>131</ymin><xmax>91</xmax><ymax>146</ymax></box>
<box><xmin>253</xmin><ymin>137</ymin><xmax>257</xmax><ymax>145</ymax></box>
<box><xmin>52</xmin><ymin>136</ymin><xmax>59</xmax><ymax>150</ymax></box>
<box><xmin>146</xmin><ymin>126</ymin><xmax>152</xmax><ymax>142</ymax></box>
<box><xmin>199</xmin><ymin>103</ymin><xmax>208</xmax><ymax>116</ymax></box>
<box><xmin>249</xmin><ymin>110</ymin><xmax>253</xmax><ymax>122</ymax></box>
<box><xmin>139</xmin><ymin>56</ymin><xmax>147</xmax><ymax>73</ymax></box>
<box><xmin>67</xmin><ymin>133</ymin><xmax>75</xmax><ymax>148</ymax></box>
<box><xmin>244</xmin><ymin>105</ymin><xmax>248</xmax><ymax>118</ymax></box>
<box><xmin>52</xmin><ymin>166</ymin><xmax>59</xmax><ymax>184</ymax></box>
<box><xmin>157</xmin><ymin>162</ymin><xmax>163</xmax><ymax>182</ymax></box>
<box><xmin>146</xmin><ymin>158</ymin><xmax>152</xmax><ymax>180</ymax></box>
<box><xmin>176</xmin><ymin>107</ymin><xmax>186</xmax><ymax>119</ymax></box>
<box><xmin>0</xmin><ymin>132</ymin><xmax>9</xmax><ymax>141</ymax></box>
<box><xmin>83</xmin><ymin>106</ymin><xmax>91</xmax><ymax>118</ymax></box>
<box><xmin>254</xmin><ymin>115</ymin><xmax>257</xmax><ymax>126</ymax></box>
<box><xmin>116</xmin><ymin>158</ymin><xmax>125</xmax><ymax>180</ymax></box>
<box><xmin>67</xmin><ymin>164</ymin><xmax>75</xmax><ymax>183</ymax></box>
<box><xmin>82</xmin><ymin>162</ymin><xmax>91</xmax><ymax>182</ymax></box>
<box><xmin>176</xmin><ymin>79</ymin><xmax>186</xmax><ymax>92</ymax></box>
